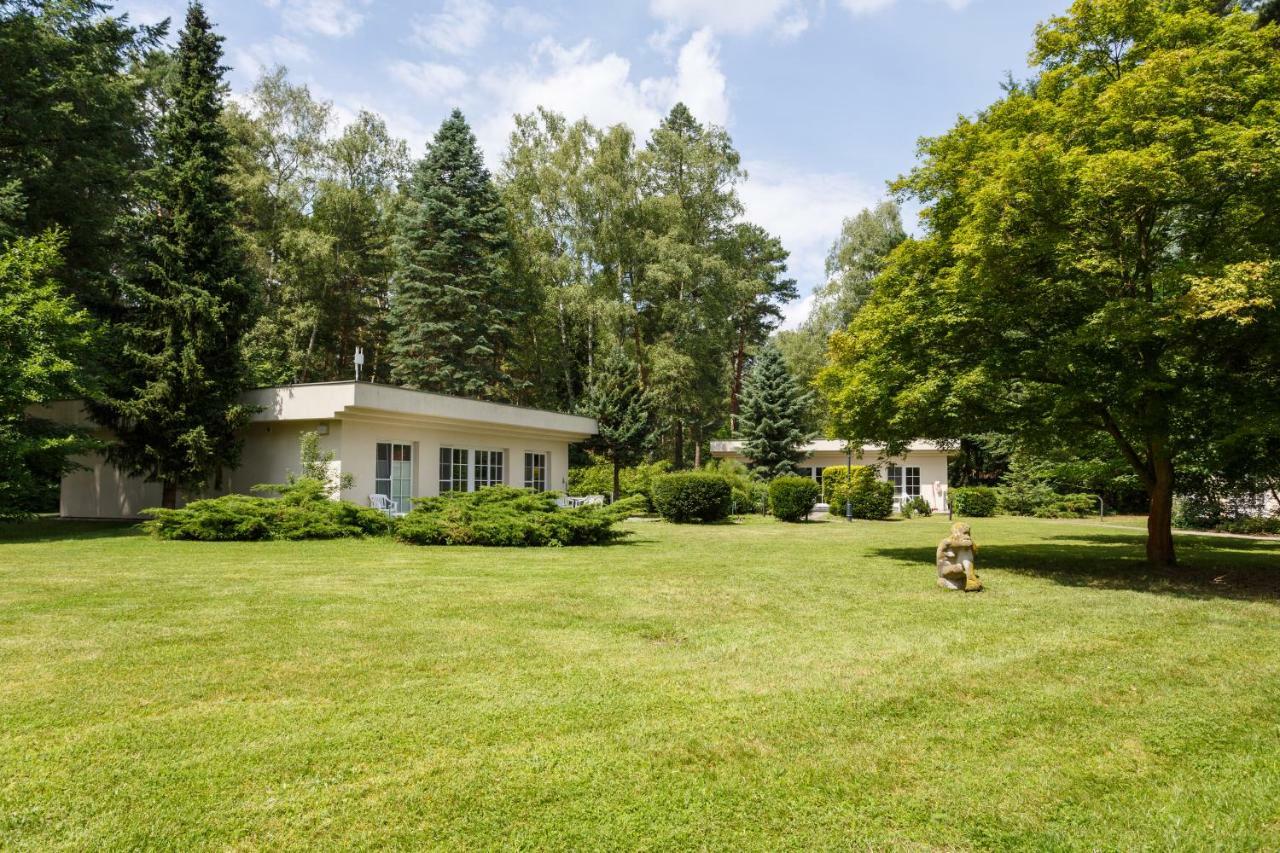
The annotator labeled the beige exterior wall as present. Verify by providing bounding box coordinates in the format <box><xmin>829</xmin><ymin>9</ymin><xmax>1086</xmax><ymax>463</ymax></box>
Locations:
<box><xmin>335</xmin><ymin>417</ymin><xmax>573</xmax><ymax>503</ymax></box>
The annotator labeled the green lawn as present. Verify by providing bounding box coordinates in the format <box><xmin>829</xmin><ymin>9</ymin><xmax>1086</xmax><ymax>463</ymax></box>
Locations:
<box><xmin>1</xmin><ymin>516</ymin><xmax>1278</xmax><ymax>850</ymax></box>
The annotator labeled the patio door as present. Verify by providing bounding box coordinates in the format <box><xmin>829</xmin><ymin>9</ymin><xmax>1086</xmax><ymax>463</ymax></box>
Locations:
<box><xmin>375</xmin><ymin>442</ymin><xmax>413</xmax><ymax>514</ymax></box>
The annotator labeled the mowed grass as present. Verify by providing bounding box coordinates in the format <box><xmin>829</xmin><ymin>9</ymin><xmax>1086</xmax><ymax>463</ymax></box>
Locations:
<box><xmin>1</xmin><ymin>516</ymin><xmax>1278</xmax><ymax>850</ymax></box>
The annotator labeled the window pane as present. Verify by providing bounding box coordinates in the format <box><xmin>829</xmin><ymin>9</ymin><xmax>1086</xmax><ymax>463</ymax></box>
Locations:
<box><xmin>376</xmin><ymin>443</ymin><xmax>391</xmax><ymax>480</ymax></box>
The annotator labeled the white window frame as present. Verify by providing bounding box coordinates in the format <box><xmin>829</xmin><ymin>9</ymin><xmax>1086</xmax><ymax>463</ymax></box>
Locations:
<box><xmin>375</xmin><ymin>441</ymin><xmax>414</xmax><ymax>514</ymax></box>
<box><xmin>439</xmin><ymin>446</ymin><xmax>469</xmax><ymax>493</ymax></box>
<box><xmin>524</xmin><ymin>451</ymin><xmax>548</xmax><ymax>491</ymax></box>
<box><xmin>887</xmin><ymin>464</ymin><xmax>921</xmax><ymax>501</ymax></box>
<box><xmin>474</xmin><ymin>449</ymin><xmax>505</xmax><ymax>489</ymax></box>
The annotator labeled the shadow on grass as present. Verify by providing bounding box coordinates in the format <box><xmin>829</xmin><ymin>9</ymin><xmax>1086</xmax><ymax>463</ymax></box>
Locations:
<box><xmin>0</xmin><ymin>517</ymin><xmax>141</xmax><ymax>544</ymax></box>
<box><xmin>872</xmin><ymin>531</ymin><xmax>1280</xmax><ymax>601</ymax></box>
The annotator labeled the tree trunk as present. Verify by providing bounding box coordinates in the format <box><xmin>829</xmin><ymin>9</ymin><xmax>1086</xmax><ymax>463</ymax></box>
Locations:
<box><xmin>612</xmin><ymin>458</ymin><xmax>621</xmax><ymax>503</ymax></box>
<box><xmin>1147</xmin><ymin>453</ymin><xmax>1177</xmax><ymax>567</ymax></box>
<box><xmin>730</xmin><ymin>329</ymin><xmax>747</xmax><ymax>432</ymax></box>
<box><xmin>161</xmin><ymin>479</ymin><xmax>178</xmax><ymax>510</ymax></box>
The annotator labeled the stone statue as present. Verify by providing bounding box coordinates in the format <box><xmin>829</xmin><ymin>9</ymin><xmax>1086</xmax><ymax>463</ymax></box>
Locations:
<box><xmin>936</xmin><ymin>522</ymin><xmax>982</xmax><ymax>591</ymax></box>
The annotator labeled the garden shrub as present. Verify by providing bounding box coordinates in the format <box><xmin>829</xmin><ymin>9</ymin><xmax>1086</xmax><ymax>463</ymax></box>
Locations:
<box><xmin>395</xmin><ymin>486</ymin><xmax>639</xmax><ymax>546</ymax></box>
<box><xmin>567</xmin><ymin>458</ymin><xmax>670</xmax><ymax>510</ymax></box>
<box><xmin>1221</xmin><ymin>515</ymin><xmax>1280</xmax><ymax>535</ymax></box>
<box><xmin>1029</xmin><ymin>493</ymin><xmax>1097</xmax><ymax>519</ymax></box>
<box><xmin>142</xmin><ymin>478</ymin><xmax>390</xmax><ymax>541</ymax></box>
<box><xmin>823</xmin><ymin>466</ymin><xmax>894</xmax><ymax>520</ymax></box>
<box><xmin>951</xmin><ymin>486</ymin><xmax>997</xmax><ymax>517</ymax></box>
<box><xmin>901</xmin><ymin>495</ymin><xmax>932</xmax><ymax>518</ymax></box>
<box><xmin>768</xmin><ymin>476</ymin><xmax>821</xmax><ymax>522</ymax></box>
<box><xmin>1173</xmin><ymin>492</ymin><xmax>1226</xmax><ymax>530</ymax></box>
<box><xmin>650</xmin><ymin>472</ymin><xmax>732</xmax><ymax>523</ymax></box>
<box><xmin>705</xmin><ymin>458</ymin><xmax>768</xmax><ymax>514</ymax></box>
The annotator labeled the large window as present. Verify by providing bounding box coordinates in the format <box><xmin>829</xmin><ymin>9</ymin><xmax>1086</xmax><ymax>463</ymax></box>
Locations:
<box><xmin>524</xmin><ymin>452</ymin><xmax>547</xmax><ymax>491</ymax></box>
<box><xmin>887</xmin><ymin>464</ymin><xmax>921</xmax><ymax>500</ymax></box>
<box><xmin>475</xmin><ymin>450</ymin><xmax>505</xmax><ymax>488</ymax></box>
<box><xmin>375</xmin><ymin>442</ymin><xmax>413</xmax><ymax>513</ymax></box>
<box><xmin>439</xmin><ymin>447</ymin><xmax>469</xmax><ymax>493</ymax></box>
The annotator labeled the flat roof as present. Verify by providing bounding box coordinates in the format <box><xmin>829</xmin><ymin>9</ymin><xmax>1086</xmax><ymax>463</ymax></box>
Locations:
<box><xmin>244</xmin><ymin>381</ymin><xmax>598</xmax><ymax>440</ymax></box>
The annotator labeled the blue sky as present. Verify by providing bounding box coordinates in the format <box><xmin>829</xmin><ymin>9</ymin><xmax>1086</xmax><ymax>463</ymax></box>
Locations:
<box><xmin>115</xmin><ymin>0</ymin><xmax>1067</xmax><ymax>325</ymax></box>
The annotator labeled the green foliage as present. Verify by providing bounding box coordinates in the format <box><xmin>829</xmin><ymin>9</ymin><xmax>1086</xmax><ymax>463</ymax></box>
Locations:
<box><xmin>578</xmin><ymin>349</ymin><xmax>654</xmax><ymax>499</ymax></box>
<box><xmin>768</xmin><ymin>476</ymin><xmax>820</xmax><ymax>522</ymax></box>
<box><xmin>389</xmin><ymin>109</ymin><xmax>522</xmax><ymax>399</ymax></box>
<box><xmin>568</xmin><ymin>458</ymin><xmax>671</xmax><ymax>511</ymax></box>
<box><xmin>650</xmin><ymin>472</ymin><xmax>732</xmax><ymax>523</ymax></box>
<box><xmin>0</xmin><ymin>0</ymin><xmax>161</xmax><ymax>310</ymax></box>
<box><xmin>142</xmin><ymin>479</ymin><xmax>390</xmax><ymax>541</ymax></box>
<box><xmin>1173</xmin><ymin>494</ymin><xmax>1227</xmax><ymax>530</ymax></box>
<box><xmin>0</xmin><ymin>232</ymin><xmax>97</xmax><ymax>519</ymax></box>
<box><xmin>823</xmin><ymin>465</ymin><xmax>894</xmax><ymax>520</ymax></box>
<box><xmin>394</xmin><ymin>487</ymin><xmax>635</xmax><ymax>547</ymax></box>
<box><xmin>951</xmin><ymin>487</ymin><xmax>997</xmax><ymax>518</ymax></box>
<box><xmin>738</xmin><ymin>343</ymin><xmax>814</xmax><ymax>479</ymax></box>
<box><xmin>703</xmin><ymin>458</ymin><xmax>768</xmax><ymax>515</ymax></box>
<box><xmin>90</xmin><ymin>3</ymin><xmax>254</xmax><ymax>508</ymax></box>
<box><xmin>1221</xmin><ymin>516</ymin><xmax>1280</xmax><ymax>536</ymax></box>
<box><xmin>818</xmin><ymin>1</ymin><xmax>1280</xmax><ymax>566</ymax></box>
<box><xmin>229</xmin><ymin>70</ymin><xmax>408</xmax><ymax>385</ymax></box>
<box><xmin>1030</xmin><ymin>494</ymin><xmax>1097</xmax><ymax>520</ymax></box>
<box><xmin>814</xmin><ymin>200</ymin><xmax>907</xmax><ymax>332</ymax></box>
<box><xmin>901</xmin><ymin>496</ymin><xmax>932</xmax><ymax>518</ymax></box>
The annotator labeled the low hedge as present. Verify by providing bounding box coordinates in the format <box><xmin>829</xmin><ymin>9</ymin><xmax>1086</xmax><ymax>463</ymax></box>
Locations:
<box><xmin>142</xmin><ymin>478</ymin><xmax>390</xmax><ymax>541</ymax></box>
<box><xmin>1030</xmin><ymin>493</ymin><xmax>1097</xmax><ymax>519</ymax></box>
<box><xmin>951</xmin><ymin>486</ymin><xmax>997</xmax><ymax>518</ymax></box>
<box><xmin>769</xmin><ymin>476</ymin><xmax>821</xmax><ymax>522</ymax></box>
<box><xmin>1221</xmin><ymin>515</ymin><xmax>1280</xmax><ymax>535</ymax></box>
<box><xmin>823</xmin><ymin>465</ymin><xmax>894</xmax><ymax>520</ymax></box>
<box><xmin>651</xmin><ymin>472</ymin><xmax>732</xmax><ymax>523</ymax></box>
<box><xmin>395</xmin><ymin>487</ymin><xmax>639</xmax><ymax>547</ymax></box>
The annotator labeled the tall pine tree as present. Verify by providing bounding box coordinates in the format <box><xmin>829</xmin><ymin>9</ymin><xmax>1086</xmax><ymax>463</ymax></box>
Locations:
<box><xmin>579</xmin><ymin>349</ymin><xmax>653</xmax><ymax>501</ymax></box>
<box><xmin>389</xmin><ymin>109</ymin><xmax>518</xmax><ymax>398</ymax></box>
<box><xmin>738</xmin><ymin>344</ymin><xmax>813</xmax><ymax>480</ymax></box>
<box><xmin>91</xmin><ymin>2</ymin><xmax>253</xmax><ymax>509</ymax></box>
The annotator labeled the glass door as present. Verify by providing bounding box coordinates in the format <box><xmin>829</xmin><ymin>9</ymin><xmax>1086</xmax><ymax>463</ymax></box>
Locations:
<box><xmin>376</xmin><ymin>442</ymin><xmax>413</xmax><ymax>513</ymax></box>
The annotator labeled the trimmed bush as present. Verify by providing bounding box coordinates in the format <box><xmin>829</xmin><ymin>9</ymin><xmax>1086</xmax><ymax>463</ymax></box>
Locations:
<box><xmin>901</xmin><ymin>495</ymin><xmax>932</xmax><ymax>518</ymax></box>
<box><xmin>951</xmin><ymin>486</ymin><xmax>997</xmax><ymax>517</ymax></box>
<box><xmin>395</xmin><ymin>486</ymin><xmax>638</xmax><ymax>547</ymax></box>
<box><xmin>1031</xmin><ymin>493</ymin><xmax>1097</xmax><ymax>519</ymax></box>
<box><xmin>567</xmin><ymin>458</ymin><xmax>670</xmax><ymax>510</ymax></box>
<box><xmin>142</xmin><ymin>478</ymin><xmax>390</xmax><ymax>541</ymax></box>
<box><xmin>769</xmin><ymin>476</ymin><xmax>821</xmax><ymax>522</ymax></box>
<box><xmin>651</xmin><ymin>472</ymin><xmax>732</xmax><ymax>523</ymax></box>
<box><xmin>1221</xmin><ymin>516</ymin><xmax>1280</xmax><ymax>535</ymax></box>
<box><xmin>704</xmin><ymin>458</ymin><xmax>768</xmax><ymax>514</ymax></box>
<box><xmin>824</xmin><ymin>465</ymin><xmax>894</xmax><ymax>520</ymax></box>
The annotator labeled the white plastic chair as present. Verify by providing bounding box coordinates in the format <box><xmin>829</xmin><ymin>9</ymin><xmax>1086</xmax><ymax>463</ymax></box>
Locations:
<box><xmin>369</xmin><ymin>494</ymin><xmax>397</xmax><ymax>517</ymax></box>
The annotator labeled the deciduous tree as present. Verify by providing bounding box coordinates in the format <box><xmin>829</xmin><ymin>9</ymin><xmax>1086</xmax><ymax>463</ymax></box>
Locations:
<box><xmin>819</xmin><ymin>0</ymin><xmax>1280</xmax><ymax>567</ymax></box>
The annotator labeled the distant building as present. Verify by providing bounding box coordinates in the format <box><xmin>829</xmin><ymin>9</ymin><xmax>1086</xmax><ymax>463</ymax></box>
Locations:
<box><xmin>710</xmin><ymin>439</ymin><xmax>955</xmax><ymax>512</ymax></box>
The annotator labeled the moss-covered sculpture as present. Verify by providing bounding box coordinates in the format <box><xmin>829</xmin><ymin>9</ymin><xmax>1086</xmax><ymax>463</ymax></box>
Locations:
<box><xmin>936</xmin><ymin>522</ymin><xmax>982</xmax><ymax>591</ymax></box>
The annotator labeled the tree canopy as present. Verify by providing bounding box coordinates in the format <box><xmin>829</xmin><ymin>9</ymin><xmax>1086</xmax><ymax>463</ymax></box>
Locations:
<box><xmin>819</xmin><ymin>0</ymin><xmax>1280</xmax><ymax>566</ymax></box>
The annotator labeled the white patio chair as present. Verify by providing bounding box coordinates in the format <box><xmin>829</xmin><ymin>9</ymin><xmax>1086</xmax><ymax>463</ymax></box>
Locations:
<box><xmin>369</xmin><ymin>494</ymin><xmax>397</xmax><ymax>517</ymax></box>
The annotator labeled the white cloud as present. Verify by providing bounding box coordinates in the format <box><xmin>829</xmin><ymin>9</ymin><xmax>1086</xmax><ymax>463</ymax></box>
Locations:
<box><xmin>412</xmin><ymin>0</ymin><xmax>495</xmax><ymax>55</ymax></box>
<box><xmin>648</xmin><ymin>0</ymin><xmax>812</xmax><ymax>37</ymax></box>
<box><xmin>265</xmin><ymin>0</ymin><xmax>368</xmax><ymax>38</ymax></box>
<box><xmin>737</xmin><ymin>160</ymin><xmax>880</xmax><ymax>318</ymax></box>
<box><xmin>233</xmin><ymin>36</ymin><xmax>313</xmax><ymax>78</ymax></box>
<box><xmin>471</xmin><ymin>30</ymin><xmax>731</xmax><ymax>162</ymax></box>
<box><xmin>840</xmin><ymin>0</ymin><xmax>971</xmax><ymax>13</ymax></box>
<box><xmin>501</xmin><ymin>6</ymin><xmax>555</xmax><ymax>36</ymax></box>
<box><xmin>387</xmin><ymin>61</ymin><xmax>470</xmax><ymax>101</ymax></box>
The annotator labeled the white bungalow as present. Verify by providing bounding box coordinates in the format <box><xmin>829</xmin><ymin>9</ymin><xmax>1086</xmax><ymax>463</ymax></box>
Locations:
<box><xmin>37</xmin><ymin>381</ymin><xmax>598</xmax><ymax>520</ymax></box>
<box><xmin>710</xmin><ymin>439</ymin><xmax>955</xmax><ymax>513</ymax></box>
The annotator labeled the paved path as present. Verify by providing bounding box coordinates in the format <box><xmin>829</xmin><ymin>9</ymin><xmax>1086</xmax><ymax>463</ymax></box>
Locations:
<box><xmin>1046</xmin><ymin>518</ymin><xmax>1280</xmax><ymax>542</ymax></box>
